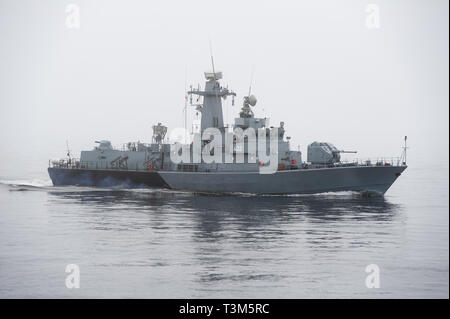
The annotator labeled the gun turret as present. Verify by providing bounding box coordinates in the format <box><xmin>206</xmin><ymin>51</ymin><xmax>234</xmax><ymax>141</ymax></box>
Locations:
<box><xmin>307</xmin><ymin>142</ymin><xmax>357</xmax><ymax>165</ymax></box>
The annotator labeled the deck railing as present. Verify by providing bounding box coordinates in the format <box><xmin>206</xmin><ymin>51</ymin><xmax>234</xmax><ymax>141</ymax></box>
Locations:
<box><xmin>339</xmin><ymin>157</ymin><xmax>405</xmax><ymax>167</ymax></box>
<box><xmin>49</xmin><ymin>156</ymin><xmax>406</xmax><ymax>172</ymax></box>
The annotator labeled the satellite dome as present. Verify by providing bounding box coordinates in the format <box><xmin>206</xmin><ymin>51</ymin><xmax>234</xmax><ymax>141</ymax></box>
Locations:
<box><xmin>248</xmin><ymin>94</ymin><xmax>257</xmax><ymax>106</ymax></box>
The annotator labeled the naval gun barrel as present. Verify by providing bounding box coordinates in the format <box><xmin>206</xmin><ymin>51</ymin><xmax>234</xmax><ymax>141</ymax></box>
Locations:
<box><xmin>337</xmin><ymin>150</ymin><xmax>357</xmax><ymax>154</ymax></box>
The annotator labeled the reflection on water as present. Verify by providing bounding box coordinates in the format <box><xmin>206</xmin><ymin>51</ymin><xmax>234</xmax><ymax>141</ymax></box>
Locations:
<box><xmin>0</xmin><ymin>183</ymin><xmax>412</xmax><ymax>298</ymax></box>
<box><xmin>45</xmin><ymin>188</ymin><xmax>402</xmax><ymax>251</ymax></box>
<box><xmin>47</xmin><ymin>187</ymin><xmax>400</xmax><ymax>232</ymax></box>
<box><xmin>44</xmin><ymin>188</ymin><xmax>404</xmax><ymax>297</ymax></box>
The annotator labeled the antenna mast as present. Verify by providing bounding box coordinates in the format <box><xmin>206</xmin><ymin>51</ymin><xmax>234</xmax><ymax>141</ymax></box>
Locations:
<box><xmin>402</xmin><ymin>136</ymin><xmax>408</xmax><ymax>165</ymax></box>
<box><xmin>248</xmin><ymin>65</ymin><xmax>255</xmax><ymax>96</ymax></box>
<box><xmin>184</xmin><ymin>65</ymin><xmax>188</xmax><ymax>144</ymax></box>
<box><xmin>66</xmin><ymin>140</ymin><xmax>71</xmax><ymax>159</ymax></box>
<box><xmin>208</xmin><ymin>38</ymin><xmax>222</xmax><ymax>127</ymax></box>
<box><xmin>209</xmin><ymin>39</ymin><xmax>216</xmax><ymax>80</ymax></box>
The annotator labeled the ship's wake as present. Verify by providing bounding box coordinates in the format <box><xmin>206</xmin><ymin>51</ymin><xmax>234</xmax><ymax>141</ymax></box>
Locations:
<box><xmin>0</xmin><ymin>177</ymin><xmax>170</xmax><ymax>194</ymax></box>
<box><xmin>0</xmin><ymin>178</ymin><xmax>383</xmax><ymax>199</ymax></box>
<box><xmin>0</xmin><ymin>179</ymin><xmax>53</xmax><ymax>189</ymax></box>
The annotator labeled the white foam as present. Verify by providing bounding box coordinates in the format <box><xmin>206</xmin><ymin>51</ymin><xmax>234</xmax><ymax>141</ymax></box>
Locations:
<box><xmin>0</xmin><ymin>178</ymin><xmax>53</xmax><ymax>188</ymax></box>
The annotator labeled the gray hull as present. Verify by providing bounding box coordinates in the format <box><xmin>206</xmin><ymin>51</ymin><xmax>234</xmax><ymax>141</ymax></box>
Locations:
<box><xmin>159</xmin><ymin>165</ymin><xmax>407</xmax><ymax>195</ymax></box>
<box><xmin>48</xmin><ymin>167</ymin><xmax>169</xmax><ymax>188</ymax></box>
<box><xmin>48</xmin><ymin>165</ymin><xmax>407</xmax><ymax>195</ymax></box>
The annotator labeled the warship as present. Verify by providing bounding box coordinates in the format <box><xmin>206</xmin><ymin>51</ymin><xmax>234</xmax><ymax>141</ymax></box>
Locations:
<box><xmin>48</xmin><ymin>68</ymin><xmax>407</xmax><ymax>195</ymax></box>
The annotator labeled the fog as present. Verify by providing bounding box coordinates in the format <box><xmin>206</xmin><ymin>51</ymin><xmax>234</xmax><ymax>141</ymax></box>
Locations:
<box><xmin>0</xmin><ymin>0</ymin><xmax>448</xmax><ymax>178</ymax></box>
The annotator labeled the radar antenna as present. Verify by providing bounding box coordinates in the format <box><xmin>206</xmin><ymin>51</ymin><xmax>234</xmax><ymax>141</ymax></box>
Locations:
<box><xmin>152</xmin><ymin>123</ymin><xmax>167</xmax><ymax>145</ymax></box>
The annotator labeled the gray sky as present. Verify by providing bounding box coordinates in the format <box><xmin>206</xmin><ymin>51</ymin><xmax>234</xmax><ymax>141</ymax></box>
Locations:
<box><xmin>0</xmin><ymin>0</ymin><xmax>448</xmax><ymax>177</ymax></box>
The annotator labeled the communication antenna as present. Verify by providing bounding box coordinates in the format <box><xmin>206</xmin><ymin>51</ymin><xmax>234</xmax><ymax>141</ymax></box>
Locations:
<box><xmin>248</xmin><ymin>65</ymin><xmax>255</xmax><ymax>96</ymax></box>
<box><xmin>66</xmin><ymin>140</ymin><xmax>71</xmax><ymax>159</ymax></box>
<box><xmin>402</xmin><ymin>136</ymin><xmax>408</xmax><ymax>165</ymax></box>
<box><xmin>184</xmin><ymin>65</ymin><xmax>188</xmax><ymax>144</ymax></box>
<box><xmin>209</xmin><ymin>38</ymin><xmax>216</xmax><ymax>81</ymax></box>
<box><xmin>196</xmin><ymin>84</ymin><xmax>201</xmax><ymax>102</ymax></box>
<box><xmin>226</xmin><ymin>94</ymin><xmax>230</xmax><ymax>131</ymax></box>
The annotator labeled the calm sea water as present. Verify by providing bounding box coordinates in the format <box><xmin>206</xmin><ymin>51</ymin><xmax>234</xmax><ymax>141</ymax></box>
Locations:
<box><xmin>0</xmin><ymin>159</ymin><xmax>448</xmax><ymax>298</ymax></box>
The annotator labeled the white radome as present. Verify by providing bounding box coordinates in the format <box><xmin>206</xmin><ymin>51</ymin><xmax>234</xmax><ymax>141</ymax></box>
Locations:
<box><xmin>248</xmin><ymin>94</ymin><xmax>257</xmax><ymax>106</ymax></box>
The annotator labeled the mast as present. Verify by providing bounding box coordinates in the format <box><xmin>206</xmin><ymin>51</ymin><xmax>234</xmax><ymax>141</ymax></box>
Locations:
<box><xmin>186</xmin><ymin>43</ymin><xmax>236</xmax><ymax>135</ymax></box>
<box><xmin>184</xmin><ymin>66</ymin><xmax>188</xmax><ymax>144</ymax></box>
<box><xmin>187</xmin><ymin>46</ymin><xmax>236</xmax><ymax>137</ymax></box>
<box><xmin>403</xmin><ymin>136</ymin><xmax>408</xmax><ymax>165</ymax></box>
